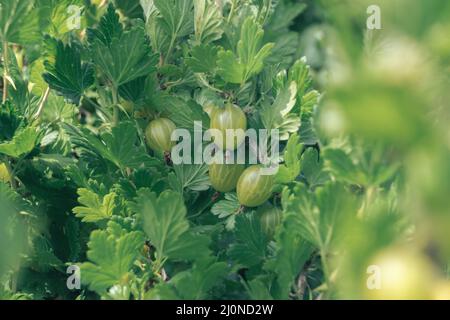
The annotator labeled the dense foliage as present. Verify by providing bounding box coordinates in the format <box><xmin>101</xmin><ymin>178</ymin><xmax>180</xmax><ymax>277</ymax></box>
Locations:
<box><xmin>0</xmin><ymin>0</ymin><xmax>449</xmax><ymax>300</ymax></box>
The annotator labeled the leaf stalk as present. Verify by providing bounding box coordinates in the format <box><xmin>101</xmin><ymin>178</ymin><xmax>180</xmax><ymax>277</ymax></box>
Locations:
<box><xmin>2</xmin><ymin>41</ymin><xmax>9</xmax><ymax>103</ymax></box>
<box><xmin>34</xmin><ymin>86</ymin><xmax>51</xmax><ymax>119</ymax></box>
<box><xmin>4</xmin><ymin>157</ymin><xmax>17</xmax><ymax>189</ymax></box>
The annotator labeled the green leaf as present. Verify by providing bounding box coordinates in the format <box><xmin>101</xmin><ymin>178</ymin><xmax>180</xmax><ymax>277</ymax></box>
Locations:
<box><xmin>0</xmin><ymin>101</ymin><xmax>25</xmax><ymax>141</ymax></box>
<box><xmin>299</xmin><ymin>116</ymin><xmax>318</xmax><ymax>145</ymax></box>
<box><xmin>281</xmin><ymin>182</ymin><xmax>356</xmax><ymax>251</ymax></box>
<box><xmin>266</xmin><ymin>32</ymin><xmax>299</xmax><ymax>68</ymax></box>
<box><xmin>66</xmin><ymin>121</ymin><xmax>156</xmax><ymax>171</ymax></box>
<box><xmin>237</xmin><ymin>17</ymin><xmax>274</xmax><ymax>81</ymax></box>
<box><xmin>267</xmin><ymin>2</ymin><xmax>306</xmax><ymax>34</ymax></box>
<box><xmin>168</xmin><ymin>164</ymin><xmax>210</xmax><ymax>194</ymax></box>
<box><xmin>43</xmin><ymin>38</ymin><xmax>94</xmax><ymax>105</ymax></box>
<box><xmin>80</xmin><ymin>221</ymin><xmax>144</xmax><ymax>294</ymax></box>
<box><xmin>143</xmin><ymin>7</ymin><xmax>170</xmax><ymax>54</ymax></box>
<box><xmin>72</xmin><ymin>188</ymin><xmax>116</xmax><ymax>223</ymax></box>
<box><xmin>274</xmin><ymin>57</ymin><xmax>317</xmax><ymax>124</ymax></box>
<box><xmin>28</xmin><ymin>236</ymin><xmax>63</xmax><ymax>272</ymax></box>
<box><xmin>114</xmin><ymin>0</ymin><xmax>144</xmax><ymax>19</ymax></box>
<box><xmin>186</xmin><ymin>44</ymin><xmax>218</xmax><ymax>73</ymax></box>
<box><xmin>266</xmin><ymin>210</ymin><xmax>314</xmax><ymax>299</ymax></box>
<box><xmin>0</xmin><ymin>127</ymin><xmax>39</xmax><ymax>158</ymax></box>
<box><xmin>276</xmin><ymin>133</ymin><xmax>302</xmax><ymax>184</ymax></box>
<box><xmin>228</xmin><ymin>213</ymin><xmax>268</xmax><ymax>268</ymax></box>
<box><xmin>194</xmin><ymin>88</ymin><xmax>224</xmax><ymax>109</ymax></box>
<box><xmin>43</xmin><ymin>0</ymin><xmax>86</xmax><ymax>37</ymax></box>
<box><xmin>193</xmin><ymin>0</ymin><xmax>223</xmax><ymax>44</ymax></box>
<box><xmin>64</xmin><ymin>216</ymin><xmax>82</xmax><ymax>262</ymax></box>
<box><xmin>118</xmin><ymin>75</ymin><xmax>153</xmax><ymax>103</ymax></box>
<box><xmin>0</xmin><ymin>183</ymin><xmax>27</xmax><ymax>277</ymax></box>
<box><xmin>40</xmin><ymin>93</ymin><xmax>77</xmax><ymax>123</ymax></box>
<box><xmin>0</xmin><ymin>0</ymin><xmax>40</xmax><ymax>44</ymax></box>
<box><xmin>169</xmin><ymin>257</ymin><xmax>228</xmax><ymax>299</ymax></box>
<box><xmin>29</xmin><ymin>58</ymin><xmax>48</xmax><ymax>97</ymax></box>
<box><xmin>216</xmin><ymin>50</ymin><xmax>246</xmax><ymax>84</ymax></box>
<box><xmin>261</xmin><ymin>81</ymin><xmax>298</xmax><ymax>139</ymax></box>
<box><xmin>245</xmin><ymin>277</ymin><xmax>274</xmax><ymax>300</ymax></box>
<box><xmin>300</xmin><ymin>90</ymin><xmax>319</xmax><ymax>121</ymax></box>
<box><xmin>140</xmin><ymin>0</ymin><xmax>156</xmax><ymax>21</ymax></box>
<box><xmin>289</xmin><ymin>57</ymin><xmax>313</xmax><ymax>99</ymax></box>
<box><xmin>96</xmin><ymin>122</ymin><xmax>154</xmax><ymax>170</ymax></box>
<box><xmin>301</xmin><ymin>147</ymin><xmax>330</xmax><ymax>189</ymax></box>
<box><xmin>153</xmin><ymin>0</ymin><xmax>194</xmax><ymax>38</ymax></box>
<box><xmin>60</xmin><ymin>123</ymin><xmax>108</xmax><ymax>169</ymax></box>
<box><xmin>210</xmin><ymin>192</ymin><xmax>240</xmax><ymax>230</ymax></box>
<box><xmin>132</xmin><ymin>189</ymin><xmax>210</xmax><ymax>262</ymax></box>
<box><xmin>145</xmin><ymin>283</ymin><xmax>180</xmax><ymax>300</ymax></box>
<box><xmin>87</xmin><ymin>3</ymin><xmax>123</xmax><ymax>45</ymax></box>
<box><xmin>323</xmin><ymin>145</ymin><xmax>400</xmax><ymax>187</ymax></box>
<box><xmin>217</xmin><ymin>17</ymin><xmax>274</xmax><ymax>84</ymax></box>
<box><xmin>157</xmin><ymin>95</ymin><xmax>210</xmax><ymax>130</ymax></box>
<box><xmin>323</xmin><ymin>148</ymin><xmax>364</xmax><ymax>185</ymax></box>
<box><xmin>88</xmin><ymin>4</ymin><xmax>158</xmax><ymax>87</ymax></box>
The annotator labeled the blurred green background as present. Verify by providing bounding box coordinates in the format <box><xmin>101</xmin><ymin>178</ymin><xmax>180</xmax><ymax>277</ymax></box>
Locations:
<box><xmin>1</xmin><ymin>0</ymin><xmax>449</xmax><ymax>300</ymax></box>
<box><xmin>308</xmin><ymin>0</ymin><xmax>450</xmax><ymax>299</ymax></box>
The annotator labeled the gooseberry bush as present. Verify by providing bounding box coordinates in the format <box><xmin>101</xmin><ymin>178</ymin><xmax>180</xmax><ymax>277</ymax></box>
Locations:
<box><xmin>1</xmin><ymin>0</ymin><xmax>450</xmax><ymax>300</ymax></box>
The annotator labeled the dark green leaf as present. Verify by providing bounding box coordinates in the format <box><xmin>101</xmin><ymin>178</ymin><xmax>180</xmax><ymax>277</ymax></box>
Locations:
<box><xmin>169</xmin><ymin>257</ymin><xmax>228</xmax><ymax>299</ymax></box>
<box><xmin>186</xmin><ymin>44</ymin><xmax>218</xmax><ymax>73</ymax></box>
<box><xmin>276</xmin><ymin>133</ymin><xmax>302</xmax><ymax>184</ymax></box>
<box><xmin>266</xmin><ymin>210</ymin><xmax>314</xmax><ymax>299</ymax></box>
<box><xmin>153</xmin><ymin>0</ymin><xmax>194</xmax><ymax>38</ymax></box>
<box><xmin>228</xmin><ymin>213</ymin><xmax>268</xmax><ymax>268</ymax></box>
<box><xmin>43</xmin><ymin>39</ymin><xmax>94</xmax><ymax>105</ymax></box>
<box><xmin>168</xmin><ymin>164</ymin><xmax>210</xmax><ymax>193</ymax></box>
<box><xmin>88</xmin><ymin>5</ymin><xmax>158</xmax><ymax>86</ymax></box>
<box><xmin>132</xmin><ymin>189</ymin><xmax>210</xmax><ymax>261</ymax></box>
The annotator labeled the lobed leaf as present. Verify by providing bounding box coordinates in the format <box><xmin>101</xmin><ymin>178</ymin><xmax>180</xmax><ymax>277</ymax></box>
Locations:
<box><xmin>80</xmin><ymin>222</ymin><xmax>144</xmax><ymax>294</ymax></box>
<box><xmin>217</xmin><ymin>18</ymin><xmax>274</xmax><ymax>84</ymax></box>
<box><xmin>73</xmin><ymin>188</ymin><xmax>117</xmax><ymax>223</ymax></box>
<box><xmin>132</xmin><ymin>189</ymin><xmax>210</xmax><ymax>262</ymax></box>
<box><xmin>43</xmin><ymin>38</ymin><xmax>94</xmax><ymax>105</ymax></box>
<box><xmin>228</xmin><ymin>213</ymin><xmax>269</xmax><ymax>268</ymax></box>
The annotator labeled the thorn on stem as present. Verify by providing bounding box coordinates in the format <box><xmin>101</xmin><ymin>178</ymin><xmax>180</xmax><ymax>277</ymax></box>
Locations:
<box><xmin>211</xmin><ymin>191</ymin><xmax>221</xmax><ymax>202</ymax></box>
